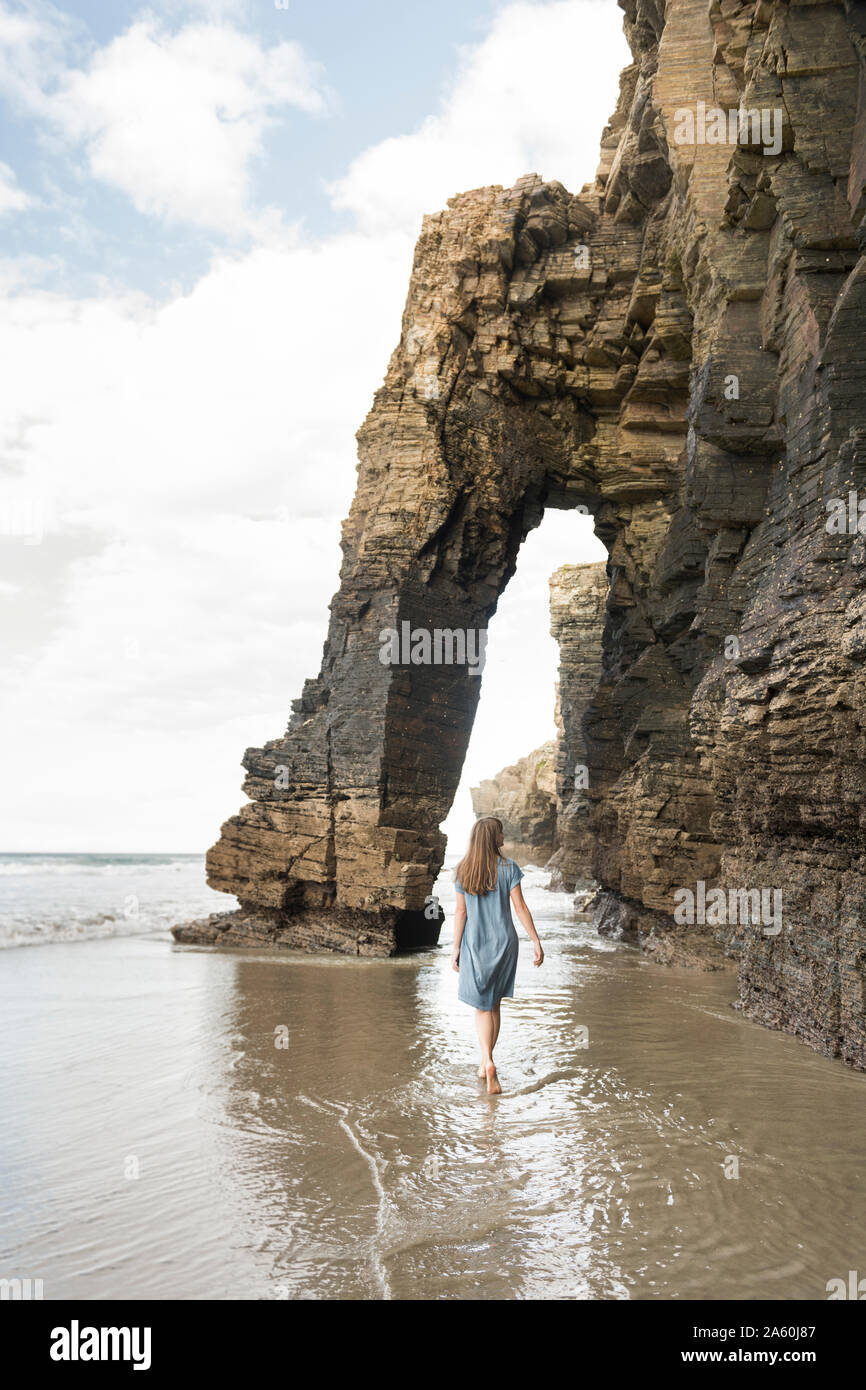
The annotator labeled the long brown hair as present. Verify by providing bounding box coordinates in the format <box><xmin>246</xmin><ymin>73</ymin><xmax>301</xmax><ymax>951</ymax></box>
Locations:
<box><xmin>455</xmin><ymin>817</ymin><xmax>505</xmax><ymax>895</ymax></box>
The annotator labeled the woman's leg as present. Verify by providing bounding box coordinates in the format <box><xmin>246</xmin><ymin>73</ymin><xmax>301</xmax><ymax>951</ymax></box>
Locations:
<box><xmin>475</xmin><ymin>1008</ymin><xmax>495</xmax><ymax>1067</ymax></box>
<box><xmin>476</xmin><ymin>1003</ymin><xmax>502</xmax><ymax>1068</ymax></box>
<box><xmin>476</xmin><ymin>1008</ymin><xmax>497</xmax><ymax>1075</ymax></box>
<box><xmin>474</xmin><ymin>1008</ymin><xmax>502</xmax><ymax>1094</ymax></box>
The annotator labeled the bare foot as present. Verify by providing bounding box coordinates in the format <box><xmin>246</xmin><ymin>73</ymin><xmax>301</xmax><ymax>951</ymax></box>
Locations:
<box><xmin>477</xmin><ymin>1064</ymin><xmax>486</xmax><ymax>1079</ymax></box>
<box><xmin>485</xmin><ymin>1061</ymin><xmax>502</xmax><ymax>1095</ymax></box>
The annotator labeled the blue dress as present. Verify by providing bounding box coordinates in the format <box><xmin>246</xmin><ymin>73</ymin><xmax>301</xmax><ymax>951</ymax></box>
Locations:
<box><xmin>454</xmin><ymin>857</ymin><xmax>523</xmax><ymax>1009</ymax></box>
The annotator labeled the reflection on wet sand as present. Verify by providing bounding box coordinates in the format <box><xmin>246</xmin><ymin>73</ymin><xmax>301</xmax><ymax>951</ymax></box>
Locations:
<box><xmin>0</xmin><ymin>870</ymin><xmax>863</xmax><ymax>1299</ymax></box>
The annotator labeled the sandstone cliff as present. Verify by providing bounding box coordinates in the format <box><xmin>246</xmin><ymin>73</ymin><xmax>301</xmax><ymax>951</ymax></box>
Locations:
<box><xmin>470</xmin><ymin>561</ymin><xmax>606</xmax><ymax>885</ymax></box>
<box><xmin>547</xmin><ymin>562</ymin><xmax>608</xmax><ymax>890</ymax></box>
<box><xmin>470</xmin><ymin>741</ymin><xmax>559</xmax><ymax>864</ymax></box>
<box><xmin>175</xmin><ymin>0</ymin><xmax>866</xmax><ymax>1070</ymax></box>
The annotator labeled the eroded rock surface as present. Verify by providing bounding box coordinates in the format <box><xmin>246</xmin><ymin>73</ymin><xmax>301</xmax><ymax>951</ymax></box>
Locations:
<box><xmin>470</xmin><ymin>741</ymin><xmax>559</xmax><ymax>864</ymax></box>
<box><xmin>175</xmin><ymin>0</ymin><xmax>866</xmax><ymax>1067</ymax></box>
<box><xmin>547</xmin><ymin>562</ymin><xmax>608</xmax><ymax>890</ymax></box>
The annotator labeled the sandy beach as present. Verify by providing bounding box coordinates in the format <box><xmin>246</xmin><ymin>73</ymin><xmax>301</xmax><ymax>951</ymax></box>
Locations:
<box><xmin>2</xmin><ymin>867</ymin><xmax>863</xmax><ymax>1301</ymax></box>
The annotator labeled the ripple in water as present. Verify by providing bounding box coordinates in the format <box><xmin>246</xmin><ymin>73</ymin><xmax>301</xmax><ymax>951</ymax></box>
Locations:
<box><xmin>0</xmin><ymin>868</ymin><xmax>863</xmax><ymax>1300</ymax></box>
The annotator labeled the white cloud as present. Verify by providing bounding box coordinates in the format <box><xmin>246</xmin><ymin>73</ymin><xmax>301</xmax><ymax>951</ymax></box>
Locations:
<box><xmin>330</xmin><ymin>0</ymin><xmax>629</xmax><ymax>236</ymax></box>
<box><xmin>55</xmin><ymin>20</ymin><xmax>328</xmax><ymax>232</ymax></box>
<box><xmin>0</xmin><ymin>160</ymin><xmax>34</xmax><ymax>214</ymax></box>
<box><xmin>0</xmin><ymin>4</ymin><xmax>329</xmax><ymax>234</ymax></box>
<box><xmin>0</xmin><ymin>228</ymin><xmax>413</xmax><ymax>531</ymax></box>
<box><xmin>0</xmin><ymin>229</ymin><xmax>416</xmax><ymax>849</ymax></box>
<box><xmin>158</xmin><ymin>0</ymin><xmax>253</xmax><ymax>18</ymax></box>
<box><xmin>0</xmin><ymin>0</ymin><xmax>625</xmax><ymax>850</ymax></box>
<box><xmin>0</xmin><ymin>2</ymin><xmax>81</xmax><ymax>114</ymax></box>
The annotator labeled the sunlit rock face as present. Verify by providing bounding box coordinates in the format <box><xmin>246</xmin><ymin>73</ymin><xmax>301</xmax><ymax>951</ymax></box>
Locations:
<box><xmin>471</xmin><ymin>742</ymin><xmax>560</xmax><ymax>866</ymax></box>
<box><xmin>175</xmin><ymin>0</ymin><xmax>866</xmax><ymax>1069</ymax></box>
<box><xmin>546</xmin><ymin>562</ymin><xmax>608</xmax><ymax>892</ymax></box>
<box><xmin>469</xmin><ymin>562</ymin><xmax>607</xmax><ymax>884</ymax></box>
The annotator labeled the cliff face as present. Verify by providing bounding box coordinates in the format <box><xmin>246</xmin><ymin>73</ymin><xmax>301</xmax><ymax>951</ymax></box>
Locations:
<box><xmin>175</xmin><ymin>0</ymin><xmax>866</xmax><ymax>1068</ymax></box>
<box><xmin>547</xmin><ymin>562</ymin><xmax>608</xmax><ymax>890</ymax></box>
<box><xmin>470</xmin><ymin>561</ymin><xmax>607</xmax><ymax>883</ymax></box>
<box><xmin>470</xmin><ymin>741</ymin><xmax>559</xmax><ymax>864</ymax></box>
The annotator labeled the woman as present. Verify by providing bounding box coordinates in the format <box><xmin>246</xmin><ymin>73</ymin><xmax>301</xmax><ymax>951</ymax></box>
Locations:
<box><xmin>452</xmin><ymin>816</ymin><xmax>544</xmax><ymax>1094</ymax></box>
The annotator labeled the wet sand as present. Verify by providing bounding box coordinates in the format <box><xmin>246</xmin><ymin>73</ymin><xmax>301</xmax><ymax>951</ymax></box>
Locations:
<box><xmin>1</xmin><ymin>875</ymin><xmax>863</xmax><ymax>1300</ymax></box>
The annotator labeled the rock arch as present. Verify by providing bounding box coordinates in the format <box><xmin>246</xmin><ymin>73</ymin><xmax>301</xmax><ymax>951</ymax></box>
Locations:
<box><xmin>175</xmin><ymin>0</ymin><xmax>866</xmax><ymax>1069</ymax></box>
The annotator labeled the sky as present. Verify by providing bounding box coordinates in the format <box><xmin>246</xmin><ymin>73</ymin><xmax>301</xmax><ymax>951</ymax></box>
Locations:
<box><xmin>0</xmin><ymin>0</ymin><xmax>627</xmax><ymax>852</ymax></box>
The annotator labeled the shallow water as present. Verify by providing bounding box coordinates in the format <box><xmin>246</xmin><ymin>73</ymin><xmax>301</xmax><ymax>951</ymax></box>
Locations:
<box><xmin>0</xmin><ymin>868</ymin><xmax>863</xmax><ymax>1300</ymax></box>
<box><xmin>0</xmin><ymin>852</ymin><xmax>230</xmax><ymax>948</ymax></box>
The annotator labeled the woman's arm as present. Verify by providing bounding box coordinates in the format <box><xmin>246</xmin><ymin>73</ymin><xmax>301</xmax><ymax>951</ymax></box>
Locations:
<box><xmin>452</xmin><ymin>892</ymin><xmax>467</xmax><ymax>972</ymax></box>
<box><xmin>510</xmin><ymin>883</ymin><xmax>544</xmax><ymax>966</ymax></box>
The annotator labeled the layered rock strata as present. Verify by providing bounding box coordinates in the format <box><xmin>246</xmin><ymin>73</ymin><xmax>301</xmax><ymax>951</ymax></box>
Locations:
<box><xmin>470</xmin><ymin>741</ymin><xmax>559</xmax><ymax>863</ymax></box>
<box><xmin>175</xmin><ymin>0</ymin><xmax>866</xmax><ymax>1069</ymax></box>
<box><xmin>546</xmin><ymin>562</ymin><xmax>608</xmax><ymax>889</ymax></box>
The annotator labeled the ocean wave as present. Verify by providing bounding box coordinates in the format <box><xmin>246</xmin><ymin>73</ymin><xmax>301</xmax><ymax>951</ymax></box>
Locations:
<box><xmin>0</xmin><ymin>855</ymin><xmax>226</xmax><ymax>949</ymax></box>
<box><xmin>0</xmin><ymin>905</ymin><xmax>208</xmax><ymax>949</ymax></box>
<box><xmin>0</xmin><ymin>855</ymin><xmax>202</xmax><ymax>877</ymax></box>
